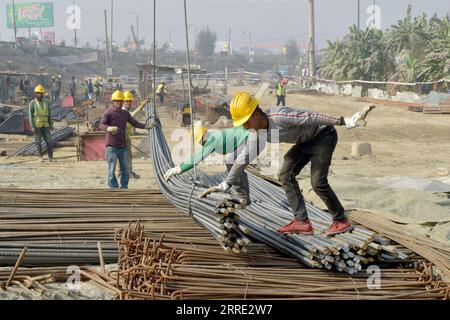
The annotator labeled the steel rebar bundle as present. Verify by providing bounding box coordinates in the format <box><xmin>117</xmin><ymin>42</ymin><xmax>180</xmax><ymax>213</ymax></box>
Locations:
<box><xmin>0</xmin><ymin>189</ymin><xmax>307</xmax><ymax>267</ymax></box>
<box><xmin>145</xmin><ymin>103</ymin><xmax>416</xmax><ymax>273</ymax></box>
<box><xmin>8</xmin><ymin>127</ymin><xmax>75</xmax><ymax>157</ymax></box>
<box><xmin>89</xmin><ymin>223</ymin><xmax>448</xmax><ymax>300</ymax></box>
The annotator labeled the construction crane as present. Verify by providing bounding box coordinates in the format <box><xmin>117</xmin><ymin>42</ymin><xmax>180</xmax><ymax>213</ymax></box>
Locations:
<box><xmin>131</xmin><ymin>25</ymin><xmax>139</xmax><ymax>50</ymax></box>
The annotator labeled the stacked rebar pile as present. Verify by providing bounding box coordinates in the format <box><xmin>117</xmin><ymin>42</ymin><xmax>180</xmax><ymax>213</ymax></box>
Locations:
<box><xmin>8</xmin><ymin>126</ymin><xmax>75</xmax><ymax>157</ymax></box>
<box><xmin>0</xmin><ymin>189</ymin><xmax>303</xmax><ymax>267</ymax></box>
<box><xmin>50</xmin><ymin>104</ymin><xmax>77</xmax><ymax>122</ymax></box>
<box><xmin>84</xmin><ymin>223</ymin><xmax>448</xmax><ymax>300</ymax></box>
<box><xmin>145</xmin><ymin>103</ymin><xmax>415</xmax><ymax>273</ymax></box>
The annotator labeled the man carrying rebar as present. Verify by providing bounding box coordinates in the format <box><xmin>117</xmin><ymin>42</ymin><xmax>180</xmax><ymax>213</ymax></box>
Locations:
<box><xmin>156</xmin><ymin>81</ymin><xmax>167</xmax><ymax>103</ymax></box>
<box><xmin>164</xmin><ymin>121</ymin><xmax>250</xmax><ymax>202</ymax></box>
<box><xmin>99</xmin><ymin>90</ymin><xmax>154</xmax><ymax>189</ymax></box>
<box><xmin>201</xmin><ymin>91</ymin><xmax>375</xmax><ymax>236</ymax></box>
<box><xmin>28</xmin><ymin>85</ymin><xmax>54</xmax><ymax>162</ymax></box>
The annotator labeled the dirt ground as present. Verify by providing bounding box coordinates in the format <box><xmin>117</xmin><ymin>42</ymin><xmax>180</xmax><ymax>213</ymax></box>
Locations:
<box><xmin>1</xmin><ymin>84</ymin><xmax>450</xmax><ymax>189</ymax></box>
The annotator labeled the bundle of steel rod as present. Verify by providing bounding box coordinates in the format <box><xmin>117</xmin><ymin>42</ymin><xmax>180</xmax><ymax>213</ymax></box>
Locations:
<box><xmin>50</xmin><ymin>104</ymin><xmax>77</xmax><ymax>122</ymax></box>
<box><xmin>8</xmin><ymin>126</ymin><xmax>75</xmax><ymax>157</ymax></box>
<box><xmin>86</xmin><ymin>223</ymin><xmax>449</xmax><ymax>300</ymax></box>
<box><xmin>145</xmin><ymin>103</ymin><xmax>416</xmax><ymax>273</ymax></box>
<box><xmin>348</xmin><ymin>210</ymin><xmax>450</xmax><ymax>280</ymax></box>
<box><xmin>0</xmin><ymin>189</ymin><xmax>307</xmax><ymax>267</ymax></box>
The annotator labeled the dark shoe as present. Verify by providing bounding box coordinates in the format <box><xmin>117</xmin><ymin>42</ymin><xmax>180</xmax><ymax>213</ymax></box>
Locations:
<box><xmin>278</xmin><ymin>219</ymin><xmax>314</xmax><ymax>235</ymax></box>
<box><xmin>326</xmin><ymin>219</ymin><xmax>354</xmax><ymax>237</ymax></box>
<box><xmin>131</xmin><ymin>171</ymin><xmax>140</xmax><ymax>179</ymax></box>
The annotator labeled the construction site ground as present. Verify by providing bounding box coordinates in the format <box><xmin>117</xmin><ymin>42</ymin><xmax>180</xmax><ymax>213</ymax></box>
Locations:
<box><xmin>1</xmin><ymin>84</ymin><xmax>450</xmax><ymax>299</ymax></box>
<box><xmin>1</xmin><ymin>85</ymin><xmax>450</xmax><ymax>237</ymax></box>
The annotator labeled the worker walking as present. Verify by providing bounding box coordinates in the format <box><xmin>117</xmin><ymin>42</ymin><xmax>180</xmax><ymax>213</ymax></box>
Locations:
<box><xmin>156</xmin><ymin>81</ymin><xmax>167</xmax><ymax>103</ymax></box>
<box><xmin>99</xmin><ymin>90</ymin><xmax>154</xmax><ymax>190</ymax></box>
<box><xmin>88</xmin><ymin>79</ymin><xmax>94</xmax><ymax>100</ymax></box>
<box><xmin>275</xmin><ymin>79</ymin><xmax>287</xmax><ymax>106</ymax></box>
<box><xmin>119</xmin><ymin>91</ymin><xmax>148</xmax><ymax>179</ymax></box>
<box><xmin>201</xmin><ymin>91</ymin><xmax>375</xmax><ymax>236</ymax></box>
<box><xmin>28</xmin><ymin>85</ymin><xmax>54</xmax><ymax>162</ymax></box>
<box><xmin>164</xmin><ymin>122</ymin><xmax>250</xmax><ymax>202</ymax></box>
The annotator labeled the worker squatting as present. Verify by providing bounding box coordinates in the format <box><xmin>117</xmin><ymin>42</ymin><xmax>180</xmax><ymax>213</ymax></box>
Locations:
<box><xmin>165</xmin><ymin>91</ymin><xmax>375</xmax><ymax>237</ymax></box>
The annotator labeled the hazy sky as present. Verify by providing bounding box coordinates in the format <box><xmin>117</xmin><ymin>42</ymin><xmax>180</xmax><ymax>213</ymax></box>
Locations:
<box><xmin>1</xmin><ymin>0</ymin><xmax>449</xmax><ymax>51</ymax></box>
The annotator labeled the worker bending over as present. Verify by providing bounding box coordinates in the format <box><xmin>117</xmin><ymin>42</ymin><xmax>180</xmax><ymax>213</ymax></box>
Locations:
<box><xmin>164</xmin><ymin>121</ymin><xmax>250</xmax><ymax>203</ymax></box>
<box><xmin>99</xmin><ymin>90</ymin><xmax>154</xmax><ymax>189</ymax></box>
<box><xmin>28</xmin><ymin>85</ymin><xmax>54</xmax><ymax>162</ymax></box>
<box><xmin>201</xmin><ymin>91</ymin><xmax>375</xmax><ymax>236</ymax></box>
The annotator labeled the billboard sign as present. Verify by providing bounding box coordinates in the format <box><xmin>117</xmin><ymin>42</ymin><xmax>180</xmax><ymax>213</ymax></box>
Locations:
<box><xmin>6</xmin><ymin>2</ymin><xmax>54</xmax><ymax>29</ymax></box>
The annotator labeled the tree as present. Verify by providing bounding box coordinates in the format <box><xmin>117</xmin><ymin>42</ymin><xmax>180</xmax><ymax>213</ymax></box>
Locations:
<box><xmin>196</xmin><ymin>26</ymin><xmax>217</xmax><ymax>60</ymax></box>
<box><xmin>284</xmin><ymin>38</ymin><xmax>300</xmax><ymax>64</ymax></box>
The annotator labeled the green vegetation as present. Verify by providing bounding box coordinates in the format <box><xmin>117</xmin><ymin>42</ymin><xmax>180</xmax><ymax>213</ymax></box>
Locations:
<box><xmin>319</xmin><ymin>6</ymin><xmax>450</xmax><ymax>82</ymax></box>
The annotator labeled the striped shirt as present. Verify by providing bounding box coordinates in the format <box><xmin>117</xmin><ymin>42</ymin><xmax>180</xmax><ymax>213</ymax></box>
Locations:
<box><xmin>225</xmin><ymin>106</ymin><xmax>343</xmax><ymax>187</ymax></box>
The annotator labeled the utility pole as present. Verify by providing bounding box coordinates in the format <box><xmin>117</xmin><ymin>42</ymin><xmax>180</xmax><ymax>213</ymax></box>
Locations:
<box><xmin>110</xmin><ymin>0</ymin><xmax>114</xmax><ymax>58</ymax></box>
<box><xmin>357</xmin><ymin>0</ymin><xmax>360</xmax><ymax>30</ymax></box>
<box><xmin>72</xmin><ymin>1</ymin><xmax>78</xmax><ymax>47</ymax></box>
<box><xmin>12</xmin><ymin>0</ymin><xmax>17</xmax><ymax>48</ymax></box>
<box><xmin>104</xmin><ymin>10</ymin><xmax>110</xmax><ymax>80</ymax></box>
<box><xmin>228</xmin><ymin>27</ymin><xmax>231</xmax><ymax>56</ymax></box>
<box><xmin>307</xmin><ymin>0</ymin><xmax>316</xmax><ymax>77</ymax></box>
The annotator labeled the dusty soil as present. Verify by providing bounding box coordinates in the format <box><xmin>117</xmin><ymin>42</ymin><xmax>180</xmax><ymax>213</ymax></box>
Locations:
<box><xmin>1</xmin><ymin>84</ymin><xmax>450</xmax><ymax>189</ymax></box>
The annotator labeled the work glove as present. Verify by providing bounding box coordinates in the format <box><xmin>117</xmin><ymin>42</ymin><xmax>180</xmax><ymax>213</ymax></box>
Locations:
<box><xmin>344</xmin><ymin>104</ymin><xmax>376</xmax><ymax>129</ymax></box>
<box><xmin>164</xmin><ymin>166</ymin><xmax>182</xmax><ymax>181</ymax></box>
<box><xmin>199</xmin><ymin>181</ymin><xmax>231</xmax><ymax>198</ymax></box>
<box><xmin>145</xmin><ymin>123</ymin><xmax>155</xmax><ymax>130</ymax></box>
<box><xmin>107</xmin><ymin>126</ymin><xmax>119</xmax><ymax>134</ymax></box>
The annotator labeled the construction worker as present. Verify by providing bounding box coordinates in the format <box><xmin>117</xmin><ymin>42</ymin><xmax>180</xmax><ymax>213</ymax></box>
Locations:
<box><xmin>164</xmin><ymin>122</ymin><xmax>250</xmax><ymax>201</ymax></box>
<box><xmin>99</xmin><ymin>90</ymin><xmax>154</xmax><ymax>189</ymax></box>
<box><xmin>56</xmin><ymin>75</ymin><xmax>62</xmax><ymax>102</ymax></box>
<box><xmin>275</xmin><ymin>79</ymin><xmax>287</xmax><ymax>106</ymax></box>
<box><xmin>201</xmin><ymin>91</ymin><xmax>375</xmax><ymax>236</ymax></box>
<box><xmin>28</xmin><ymin>85</ymin><xmax>54</xmax><ymax>162</ymax></box>
<box><xmin>88</xmin><ymin>79</ymin><xmax>94</xmax><ymax>100</ymax></box>
<box><xmin>156</xmin><ymin>81</ymin><xmax>167</xmax><ymax>103</ymax></box>
<box><xmin>94</xmin><ymin>78</ymin><xmax>101</xmax><ymax>102</ymax></box>
<box><xmin>119</xmin><ymin>91</ymin><xmax>148</xmax><ymax>179</ymax></box>
<box><xmin>51</xmin><ymin>76</ymin><xmax>58</xmax><ymax>103</ymax></box>
<box><xmin>81</xmin><ymin>80</ymin><xmax>89</xmax><ymax>100</ymax></box>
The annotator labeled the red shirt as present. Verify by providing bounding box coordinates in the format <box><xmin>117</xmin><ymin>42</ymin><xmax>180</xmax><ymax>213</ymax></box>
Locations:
<box><xmin>99</xmin><ymin>107</ymin><xmax>146</xmax><ymax>148</ymax></box>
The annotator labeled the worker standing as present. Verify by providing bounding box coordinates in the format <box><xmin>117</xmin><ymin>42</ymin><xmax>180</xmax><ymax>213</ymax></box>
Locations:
<box><xmin>88</xmin><ymin>79</ymin><xmax>94</xmax><ymax>101</ymax></box>
<box><xmin>51</xmin><ymin>76</ymin><xmax>58</xmax><ymax>103</ymax></box>
<box><xmin>156</xmin><ymin>81</ymin><xmax>167</xmax><ymax>103</ymax></box>
<box><xmin>164</xmin><ymin>122</ymin><xmax>250</xmax><ymax>202</ymax></box>
<box><xmin>119</xmin><ymin>91</ymin><xmax>148</xmax><ymax>179</ymax></box>
<box><xmin>201</xmin><ymin>92</ymin><xmax>375</xmax><ymax>236</ymax></box>
<box><xmin>56</xmin><ymin>75</ymin><xmax>62</xmax><ymax>102</ymax></box>
<box><xmin>99</xmin><ymin>90</ymin><xmax>154</xmax><ymax>189</ymax></box>
<box><xmin>28</xmin><ymin>85</ymin><xmax>54</xmax><ymax>162</ymax></box>
<box><xmin>275</xmin><ymin>79</ymin><xmax>287</xmax><ymax>106</ymax></box>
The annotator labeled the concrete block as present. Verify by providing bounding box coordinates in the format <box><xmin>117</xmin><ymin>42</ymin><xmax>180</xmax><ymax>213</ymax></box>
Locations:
<box><xmin>351</xmin><ymin>142</ymin><xmax>372</xmax><ymax>157</ymax></box>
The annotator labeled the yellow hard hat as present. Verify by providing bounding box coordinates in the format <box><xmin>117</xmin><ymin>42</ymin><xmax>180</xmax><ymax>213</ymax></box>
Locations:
<box><xmin>111</xmin><ymin>90</ymin><xmax>125</xmax><ymax>101</ymax></box>
<box><xmin>124</xmin><ymin>91</ymin><xmax>134</xmax><ymax>101</ymax></box>
<box><xmin>230</xmin><ymin>92</ymin><xmax>259</xmax><ymax>127</ymax></box>
<box><xmin>189</xmin><ymin>121</ymin><xmax>207</xmax><ymax>145</ymax></box>
<box><xmin>34</xmin><ymin>85</ymin><xmax>46</xmax><ymax>94</ymax></box>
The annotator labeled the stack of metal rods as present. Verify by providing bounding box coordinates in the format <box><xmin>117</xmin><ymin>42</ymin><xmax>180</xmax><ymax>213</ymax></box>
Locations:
<box><xmin>145</xmin><ymin>103</ymin><xmax>415</xmax><ymax>273</ymax></box>
<box><xmin>8</xmin><ymin>126</ymin><xmax>75</xmax><ymax>157</ymax></box>
<box><xmin>348</xmin><ymin>210</ymin><xmax>450</xmax><ymax>280</ymax></box>
<box><xmin>85</xmin><ymin>223</ymin><xmax>448</xmax><ymax>300</ymax></box>
<box><xmin>147</xmin><ymin>105</ymin><xmax>251</xmax><ymax>253</ymax></box>
<box><xmin>0</xmin><ymin>189</ymin><xmax>306</xmax><ymax>267</ymax></box>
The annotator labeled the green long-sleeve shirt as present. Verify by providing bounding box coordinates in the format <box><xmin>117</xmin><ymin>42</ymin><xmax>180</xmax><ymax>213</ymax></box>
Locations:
<box><xmin>180</xmin><ymin>126</ymin><xmax>249</xmax><ymax>173</ymax></box>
